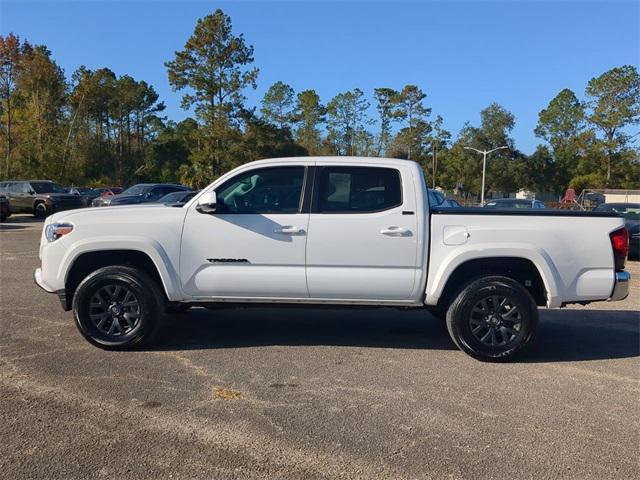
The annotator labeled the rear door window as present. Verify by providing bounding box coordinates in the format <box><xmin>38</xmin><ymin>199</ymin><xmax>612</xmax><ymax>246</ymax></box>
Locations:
<box><xmin>315</xmin><ymin>167</ymin><xmax>402</xmax><ymax>213</ymax></box>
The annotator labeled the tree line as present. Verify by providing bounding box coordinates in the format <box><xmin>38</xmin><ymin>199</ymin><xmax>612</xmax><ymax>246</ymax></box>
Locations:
<box><xmin>1</xmin><ymin>9</ymin><xmax>638</xmax><ymax>197</ymax></box>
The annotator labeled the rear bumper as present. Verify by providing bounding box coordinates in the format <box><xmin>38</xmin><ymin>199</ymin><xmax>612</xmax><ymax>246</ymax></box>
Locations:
<box><xmin>609</xmin><ymin>271</ymin><xmax>630</xmax><ymax>302</ymax></box>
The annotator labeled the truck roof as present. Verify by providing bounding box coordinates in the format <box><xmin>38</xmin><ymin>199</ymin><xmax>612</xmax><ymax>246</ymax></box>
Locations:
<box><xmin>250</xmin><ymin>156</ymin><xmax>419</xmax><ymax>167</ymax></box>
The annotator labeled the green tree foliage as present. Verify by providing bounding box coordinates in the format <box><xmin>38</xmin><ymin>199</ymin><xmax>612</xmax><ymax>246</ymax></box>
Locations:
<box><xmin>166</xmin><ymin>9</ymin><xmax>258</xmax><ymax>181</ymax></box>
<box><xmin>14</xmin><ymin>45</ymin><xmax>67</xmax><ymax>180</ymax></box>
<box><xmin>438</xmin><ymin>104</ymin><xmax>521</xmax><ymax>196</ymax></box>
<box><xmin>66</xmin><ymin>67</ymin><xmax>165</xmax><ymax>183</ymax></box>
<box><xmin>0</xmin><ymin>33</ymin><xmax>33</xmax><ymax>176</ymax></box>
<box><xmin>373</xmin><ymin>87</ymin><xmax>399</xmax><ymax>156</ymax></box>
<box><xmin>293</xmin><ymin>89</ymin><xmax>325</xmax><ymax>155</ymax></box>
<box><xmin>585</xmin><ymin>65</ymin><xmax>640</xmax><ymax>183</ymax></box>
<box><xmin>534</xmin><ymin>88</ymin><xmax>586</xmax><ymax>193</ymax></box>
<box><xmin>390</xmin><ymin>85</ymin><xmax>432</xmax><ymax>160</ymax></box>
<box><xmin>326</xmin><ymin>88</ymin><xmax>373</xmax><ymax>156</ymax></box>
<box><xmin>260</xmin><ymin>81</ymin><xmax>295</xmax><ymax>130</ymax></box>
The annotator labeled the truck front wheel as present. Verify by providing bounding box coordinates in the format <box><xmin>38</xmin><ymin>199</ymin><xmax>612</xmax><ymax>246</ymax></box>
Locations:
<box><xmin>446</xmin><ymin>276</ymin><xmax>538</xmax><ymax>362</ymax></box>
<box><xmin>72</xmin><ymin>266</ymin><xmax>164</xmax><ymax>350</ymax></box>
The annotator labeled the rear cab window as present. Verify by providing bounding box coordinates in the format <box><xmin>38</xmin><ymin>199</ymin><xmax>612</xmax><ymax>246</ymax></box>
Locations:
<box><xmin>314</xmin><ymin>166</ymin><xmax>402</xmax><ymax>213</ymax></box>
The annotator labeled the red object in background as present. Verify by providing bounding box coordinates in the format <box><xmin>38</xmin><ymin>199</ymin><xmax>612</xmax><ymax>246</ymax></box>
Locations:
<box><xmin>562</xmin><ymin>188</ymin><xmax>577</xmax><ymax>203</ymax></box>
<box><xmin>100</xmin><ymin>187</ymin><xmax>123</xmax><ymax>197</ymax></box>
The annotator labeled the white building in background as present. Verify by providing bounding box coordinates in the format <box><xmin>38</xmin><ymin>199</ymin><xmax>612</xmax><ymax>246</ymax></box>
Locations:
<box><xmin>602</xmin><ymin>189</ymin><xmax>640</xmax><ymax>204</ymax></box>
<box><xmin>516</xmin><ymin>189</ymin><xmax>558</xmax><ymax>202</ymax></box>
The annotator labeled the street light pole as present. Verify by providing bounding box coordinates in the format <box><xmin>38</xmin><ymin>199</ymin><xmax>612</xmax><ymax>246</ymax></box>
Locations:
<box><xmin>464</xmin><ymin>146</ymin><xmax>509</xmax><ymax>205</ymax></box>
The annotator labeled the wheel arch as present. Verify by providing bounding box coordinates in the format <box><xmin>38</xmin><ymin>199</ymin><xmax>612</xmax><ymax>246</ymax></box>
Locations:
<box><xmin>62</xmin><ymin>246</ymin><xmax>180</xmax><ymax>309</ymax></box>
<box><xmin>429</xmin><ymin>255</ymin><xmax>557</xmax><ymax>310</ymax></box>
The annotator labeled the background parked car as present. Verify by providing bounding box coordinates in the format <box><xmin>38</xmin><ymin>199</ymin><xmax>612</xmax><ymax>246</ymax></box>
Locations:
<box><xmin>92</xmin><ymin>183</ymin><xmax>191</xmax><ymax>207</ymax></box>
<box><xmin>67</xmin><ymin>187</ymin><xmax>103</xmax><ymax>207</ymax></box>
<box><xmin>155</xmin><ymin>190</ymin><xmax>197</xmax><ymax>206</ymax></box>
<box><xmin>427</xmin><ymin>189</ymin><xmax>461</xmax><ymax>208</ymax></box>
<box><xmin>594</xmin><ymin>203</ymin><xmax>640</xmax><ymax>259</ymax></box>
<box><xmin>0</xmin><ymin>180</ymin><xmax>84</xmax><ymax>218</ymax></box>
<box><xmin>484</xmin><ymin>198</ymin><xmax>546</xmax><ymax>209</ymax></box>
<box><xmin>0</xmin><ymin>194</ymin><xmax>10</xmax><ymax>222</ymax></box>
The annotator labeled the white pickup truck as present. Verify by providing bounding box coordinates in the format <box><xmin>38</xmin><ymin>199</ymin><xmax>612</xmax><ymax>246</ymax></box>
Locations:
<box><xmin>34</xmin><ymin>157</ymin><xmax>631</xmax><ymax>361</ymax></box>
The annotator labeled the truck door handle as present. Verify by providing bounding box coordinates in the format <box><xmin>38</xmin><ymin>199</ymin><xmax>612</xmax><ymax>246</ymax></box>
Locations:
<box><xmin>274</xmin><ymin>225</ymin><xmax>305</xmax><ymax>235</ymax></box>
<box><xmin>380</xmin><ymin>226</ymin><xmax>411</xmax><ymax>236</ymax></box>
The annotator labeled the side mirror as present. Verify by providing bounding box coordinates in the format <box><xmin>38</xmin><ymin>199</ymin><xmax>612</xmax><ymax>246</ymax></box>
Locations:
<box><xmin>196</xmin><ymin>191</ymin><xmax>217</xmax><ymax>214</ymax></box>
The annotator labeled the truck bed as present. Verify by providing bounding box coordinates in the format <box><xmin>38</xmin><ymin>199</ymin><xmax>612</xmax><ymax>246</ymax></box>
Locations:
<box><xmin>427</xmin><ymin>207</ymin><xmax>624</xmax><ymax>308</ymax></box>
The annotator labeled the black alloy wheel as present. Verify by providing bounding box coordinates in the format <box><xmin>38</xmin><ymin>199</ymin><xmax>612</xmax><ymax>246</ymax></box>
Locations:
<box><xmin>73</xmin><ymin>265</ymin><xmax>164</xmax><ymax>350</ymax></box>
<box><xmin>446</xmin><ymin>275</ymin><xmax>538</xmax><ymax>362</ymax></box>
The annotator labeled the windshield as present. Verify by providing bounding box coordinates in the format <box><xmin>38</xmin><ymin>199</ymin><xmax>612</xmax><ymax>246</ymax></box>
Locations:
<box><xmin>31</xmin><ymin>182</ymin><xmax>67</xmax><ymax>194</ymax></box>
<box><xmin>122</xmin><ymin>185</ymin><xmax>151</xmax><ymax>195</ymax></box>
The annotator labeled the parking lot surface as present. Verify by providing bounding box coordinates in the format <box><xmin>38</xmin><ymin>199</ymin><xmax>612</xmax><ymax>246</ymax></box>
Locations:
<box><xmin>1</xmin><ymin>215</ymin><xmax>639</xmax><ymax>479</ymax></box>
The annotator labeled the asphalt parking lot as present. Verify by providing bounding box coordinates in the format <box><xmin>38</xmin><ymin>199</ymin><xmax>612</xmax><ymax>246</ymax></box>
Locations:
<box><xmin>1</xmin><ymin>215</ymin><xmax>639</xmax><ymax>479</ymax></box>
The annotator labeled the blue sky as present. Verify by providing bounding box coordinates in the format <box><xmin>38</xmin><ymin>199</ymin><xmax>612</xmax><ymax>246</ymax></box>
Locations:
<box><xmin>1</xmin><ymin>0</ymin><xmax>638</xmax><ymax>153</ymax></box>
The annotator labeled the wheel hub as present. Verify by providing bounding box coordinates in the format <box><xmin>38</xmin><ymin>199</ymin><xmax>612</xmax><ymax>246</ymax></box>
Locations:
<box><xmin>470</xmin><ymin>295</ymin><xmax>522</xmax><ymax>347</ymax></box>
<box><xmin>89</xmin><ymin>284</ymin><xmax>141</xmax><ymax>337</ymax></box>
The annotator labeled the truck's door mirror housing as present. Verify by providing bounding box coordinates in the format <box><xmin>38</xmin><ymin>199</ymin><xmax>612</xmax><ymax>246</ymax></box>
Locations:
<box><xmin>196</xmin><ymin>191</ymin><xmax>217</xmax><ymax>214</ymax></box>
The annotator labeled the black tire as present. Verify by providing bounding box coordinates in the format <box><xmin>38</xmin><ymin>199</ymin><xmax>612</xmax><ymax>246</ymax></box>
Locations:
<box><xmin>165</xmin><ymin>303</ymin><xmax>191</xmax><ymax>314</ymax></box>
<box><xmin>72</xmin><ymin>265</ymin><xmax>165</xmax><ymax>350</ymax></box>
<box><xmin>446</xmin><ymin>275</ymin><xmax>538</xmax><ymax>362</ymax></box>
<box><xmin>0</xmin><ymin>215</ymin><xmax>5</xmax><ymax>223</ymax></box>
<box><xmin>34</xmin><ymin>202</ymin><xmax>48</xmax><ymax>219</ymax></box>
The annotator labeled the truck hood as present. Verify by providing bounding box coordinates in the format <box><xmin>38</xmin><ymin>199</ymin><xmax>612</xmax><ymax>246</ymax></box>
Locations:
<box><xmin>46</xmin><ymin>203</ymin><xmax>182</xmax><ymax>226</ymax></box>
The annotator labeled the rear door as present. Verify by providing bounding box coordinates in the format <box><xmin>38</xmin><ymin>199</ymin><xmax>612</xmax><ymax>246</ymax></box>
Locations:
<box><xmin>305</xmin><ymin>164</ymin><xmax>419</xmax><ymax>300</ymax></box>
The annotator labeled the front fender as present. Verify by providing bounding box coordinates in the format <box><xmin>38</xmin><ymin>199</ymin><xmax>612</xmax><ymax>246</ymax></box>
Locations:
<box><xmin>59</xmin><ymin>236</ymin><xmax>183</xmax><ymax>301</ymax></box>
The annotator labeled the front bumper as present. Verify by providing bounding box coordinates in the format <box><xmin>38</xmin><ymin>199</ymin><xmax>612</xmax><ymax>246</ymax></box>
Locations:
<box><xmin>609</xmin><ymin>271</ymin><xmax>630</xmax><ymax>302</ymax></box>
<box><xmin>33</xmin><ymin>267</ymin><xmax>54</xmax><ymax>293</ymax></box>
<box><xmin>34</xmin><ymin>267</ymin><xmax>71</xmax><ymax>311</ymax></box>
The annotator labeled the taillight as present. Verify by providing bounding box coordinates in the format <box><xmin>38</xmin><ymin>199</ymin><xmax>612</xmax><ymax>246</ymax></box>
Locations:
<box><xmin>610</xmin><ymin>227</ymin><xmax>629</xmax><ymax>271</ymax></box>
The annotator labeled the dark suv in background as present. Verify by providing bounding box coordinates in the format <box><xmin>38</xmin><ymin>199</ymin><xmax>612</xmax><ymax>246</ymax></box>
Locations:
<box><xmin>92</xmin><ymin>183</ymin><xmax>191</xmax><ymax>207</ymax></box>
<box><xmin>0</xmin><ymin>180</ymin><xmax>84</xmax><ymax>218</ymax></box>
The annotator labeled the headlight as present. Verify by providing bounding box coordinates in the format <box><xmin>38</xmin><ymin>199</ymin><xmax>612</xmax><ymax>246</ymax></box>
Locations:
<box><xmin>45</xmin><ymin>222</ymin><xmax>74</xmax><ymax>242</ymax></box>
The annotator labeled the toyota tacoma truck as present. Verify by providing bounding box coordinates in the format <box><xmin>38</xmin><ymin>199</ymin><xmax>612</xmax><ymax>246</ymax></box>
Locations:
<box><xmin>34</xmin><ymin>157</ymin><xmax>631</xmax><ymax>361</ymax></box>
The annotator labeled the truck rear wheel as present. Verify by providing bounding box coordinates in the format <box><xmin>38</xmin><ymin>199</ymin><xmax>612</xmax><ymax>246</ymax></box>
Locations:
<box><xmin>72</xmin><ymin>266</ymin><xmax>164</xmax><ymax>350</ymax></box>
<box><xmin>446</xmin><ymin>276</ymin><xmax>538</xmax><ymax>362</ymax></box>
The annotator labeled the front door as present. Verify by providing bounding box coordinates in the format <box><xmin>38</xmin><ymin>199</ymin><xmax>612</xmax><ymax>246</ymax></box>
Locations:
<box><xmin>180</xmin><ymin>165</ymin><xmax>310</xmax><ymax>299</ymax></box>
<box><xmin>306</xmin><ymin>164</ymin><xmax>419</xmax><ymax>300</ymax></box>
